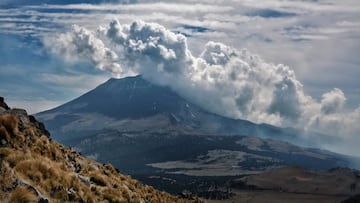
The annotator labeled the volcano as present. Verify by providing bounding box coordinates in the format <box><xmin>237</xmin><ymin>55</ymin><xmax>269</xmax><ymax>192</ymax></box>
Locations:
<box><xmin>35</xmin><ymin>76</ymin><xmax>356</xmax><ymax>175</ymax></box>
<box><xmin>37</xmin><ymin>75</ymin><xmax>332</xmax><ymax>146</ymax></box>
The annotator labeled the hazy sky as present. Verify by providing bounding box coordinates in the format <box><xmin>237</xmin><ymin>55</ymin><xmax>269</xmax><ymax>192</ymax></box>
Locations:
<box><xmin>0</xmin><ymin>0</ymin><xmax>360</xmax><ymax>152</ymax></box>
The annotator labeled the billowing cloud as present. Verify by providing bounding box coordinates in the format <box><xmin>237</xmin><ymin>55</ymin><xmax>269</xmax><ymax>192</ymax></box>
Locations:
<box><xmin>45</xmin><ymin>25</ymin><xmax>131</xmax><ymax>77</ymax></box>
<box><xmin>45</xmin><ymin>19</ymin><xmax>360</xmax><ymax>147</ymax></box>
<box><xmin>104</xmin><ymin>20</ymin><xmax>193</xmax><ymax>77</ymax></box>
<box><xmin>320</xmin><ymin>88</ymin><xmax>346</xmax><ymax>114</ymax></box>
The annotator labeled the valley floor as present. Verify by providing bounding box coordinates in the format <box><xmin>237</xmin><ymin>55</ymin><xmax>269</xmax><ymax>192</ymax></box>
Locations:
<box><xmin>205</xmin><ymin>189</ymin><xmax>346</xmax><ymax>203</ymax></box>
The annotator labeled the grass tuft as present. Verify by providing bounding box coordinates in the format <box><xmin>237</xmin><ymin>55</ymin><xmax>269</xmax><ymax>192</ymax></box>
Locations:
<box><xmin>9</xmin><ymin>186</ymin><xmax>37</xmax><ymax>203</ymax></box>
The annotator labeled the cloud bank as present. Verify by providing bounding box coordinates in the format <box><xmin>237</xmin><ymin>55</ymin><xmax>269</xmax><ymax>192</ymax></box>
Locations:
<box><xmin>45</xmin><ymin>19</ymin><xmax>360</xmax><ymax>151</ymax></box>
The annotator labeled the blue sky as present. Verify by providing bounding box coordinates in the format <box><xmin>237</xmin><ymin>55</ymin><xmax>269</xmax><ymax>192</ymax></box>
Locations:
<box><xmin>1</xmin><ymin>0</ymin><xmax>360</xmax><ymax>155</ymax></box>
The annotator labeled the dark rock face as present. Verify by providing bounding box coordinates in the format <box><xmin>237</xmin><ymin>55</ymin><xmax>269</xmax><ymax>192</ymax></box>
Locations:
<box><xmin>0</xmin><ymin>97</ymin><xmax>10</xmax><ymax>110</ymax></box>
<box><xmin>0</xmin><ymin>97</ymin><xmax>50</xmax><ymax>138</ymax></box>
<box><xmin>0</xmin><ymin>97</ymin><xmax>50</xmax><ymax>140</ymax></box>
<box><xmin>28</xmin><ymin>115</ymin><xmax>50</xmax><ymax>137</ymax></box>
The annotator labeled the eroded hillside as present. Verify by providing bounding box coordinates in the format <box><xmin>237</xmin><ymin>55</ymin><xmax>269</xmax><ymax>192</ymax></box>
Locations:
<box><xmin>0</xmin><ymin>97</ymin><xmax>202</xmax><ymax>203</ymax></box>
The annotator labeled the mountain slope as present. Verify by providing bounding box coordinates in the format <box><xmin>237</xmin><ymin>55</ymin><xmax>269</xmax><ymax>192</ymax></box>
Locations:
<box><xmin>73</xmin><ymin>131</ymin><xmax>351</xmax><ymax>175</ymax></box>
<box><xmin>37</xmin><ymin>75</ymin><xmax>256</xmax><ymax>142</ymax></box>
<box><xmin>0</xmin><ymin>97</ymin><xmax>201</xmax><ymax>203</ymax></box>
<box><xmin>37</xmin><ymin>75</ymin><xmax>335</xmax><ymax>147</ymax></box>
<box><xmin>33</xmin><ymin>77</ymin><xmax>357</xmax><ymax>177</ymax></box>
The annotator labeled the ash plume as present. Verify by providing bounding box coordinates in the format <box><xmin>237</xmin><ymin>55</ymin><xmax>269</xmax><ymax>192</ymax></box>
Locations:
<box><xmin>44</xmin><ymin>19</ymin><xmax>360</xmax><ymax>155</ymax></box>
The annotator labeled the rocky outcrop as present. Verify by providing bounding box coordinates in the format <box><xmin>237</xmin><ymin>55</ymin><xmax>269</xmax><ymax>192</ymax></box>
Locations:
<box><xmin>28</xmin><ymin>115</ymin><xmax>50</xmax><ymax>137</ymax></box>
<box><xmin>0</xmin><ymin>97</ymin><xmax>9</xmax><ymax>112</ymax></box>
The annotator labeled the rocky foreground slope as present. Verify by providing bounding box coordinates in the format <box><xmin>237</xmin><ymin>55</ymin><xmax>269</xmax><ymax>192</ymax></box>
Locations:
<box><xmin>0</xmin><ymin>97</ymin><xmax>202</xmax><ymax>203</ymax></box>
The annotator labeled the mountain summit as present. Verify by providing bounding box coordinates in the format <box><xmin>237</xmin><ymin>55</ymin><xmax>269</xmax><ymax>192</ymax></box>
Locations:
<box><xmin>42</xmin><ymin>75</ymin><xmax>202</xmax><ymax>120</ymax></box>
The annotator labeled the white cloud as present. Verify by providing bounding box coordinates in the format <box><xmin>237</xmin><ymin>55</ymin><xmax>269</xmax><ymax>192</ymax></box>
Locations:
<box><xmin>320</xmin><ymin>88</ymin><xmax>346</xmax><ymax>115</ymax></box>
<box><xmin>45</xmin><ymin>19</ymin><xmax>360</xmax><ymax>146</ymax></box>
<box><xmin>44</xmin><ymin>24</ymin><xmax>134</xmax><ymax>77</ymax></box>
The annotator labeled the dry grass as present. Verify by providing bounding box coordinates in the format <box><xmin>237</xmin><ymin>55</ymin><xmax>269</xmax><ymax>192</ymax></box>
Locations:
<box><xmin>0</xmin><ymin>114</ymin><xmax>17</xmax><ymax>136</ymax></box>
<box><xmin>0</xmin><ymin>161</ymin><xmax>16</xmax><ymax>191</ymax></box>
<box><xmin>9</xmin><ymin>186</ymin><xmax>38</xmax><ymax>203</ymax></box>
<box><xmin>89</xmin><ymin>172</ymin><xmax>108</xmax><ymax>187</ymax></box>
<box><xmin>0</xmin><ymin>114</ymin><xmax>27</xmax><ymax>149</ymax></box>
<box><xmin>5</xmin><ymin>149</ymin><xmax>27</xmax><ymax>168</ymax></box>
<box><xmin>0</xmin><ymin>125</ymin><xmax>11</xmax><ymax>143</ymax></box>
<box><xmin>0</xmin><ymin>147</ymin><xmax>12</xmax><ymax>157</ymax></box>
<box><xmin>0</xmin><ymin>110</ymin><xmax>203</xmax><ymax>203</ymax></box>
<box><xmin>0</xmin><ymin>115</ymin><xmax>17</xmax><ymax>143</ymax></box>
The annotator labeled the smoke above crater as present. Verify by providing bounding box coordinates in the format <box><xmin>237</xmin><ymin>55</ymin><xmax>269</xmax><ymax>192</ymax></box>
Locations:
<box><xmin>44</xmin><ymin>19</ymin><xmax>360</xmax><ymax>152</ymax></box>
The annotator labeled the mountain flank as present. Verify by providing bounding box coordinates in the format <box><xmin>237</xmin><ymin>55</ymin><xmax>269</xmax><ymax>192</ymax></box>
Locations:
<box><xmin>37</xmin><ymin>75</ymin><xmax>336</xmax><ymax>147</ymax></box>
<box><xmin>35</xmin><ymin>76</ymin><xmax>357</xmax><ymax>177</ymax></box>
<box><xmin>0</xmin><ymin>97</ymin><xmax>202</xmax><ymax>203</ymax></box>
